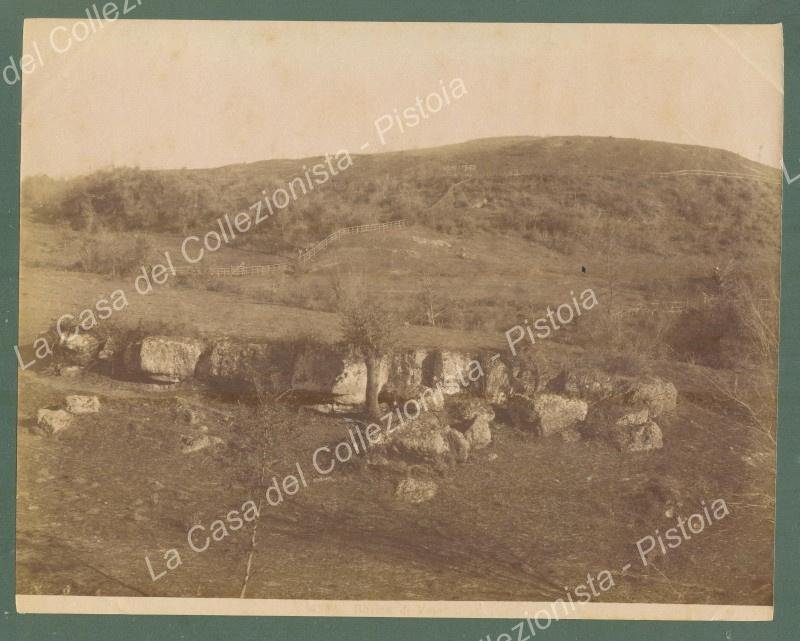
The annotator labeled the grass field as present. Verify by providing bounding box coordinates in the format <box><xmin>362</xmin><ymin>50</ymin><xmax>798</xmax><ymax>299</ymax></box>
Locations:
<box><xmin>16</xmin><ymin>136</ymin><xmax>781</xmax><ymax>605</ymax></box>
<box><xmin>16</xmin><ymin>362</ymin><xmax>774</xmax><ymax>603</ymax></box>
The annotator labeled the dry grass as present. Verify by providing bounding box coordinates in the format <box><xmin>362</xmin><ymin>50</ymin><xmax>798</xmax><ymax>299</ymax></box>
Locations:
<box><xmin>16</xmin><ymin>362</ymin><xmax>774</xmax><ymax>603</ymax></box>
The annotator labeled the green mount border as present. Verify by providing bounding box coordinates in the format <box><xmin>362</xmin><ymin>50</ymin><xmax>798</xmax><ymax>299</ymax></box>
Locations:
<box><xmin>0</xmin><ymin>1</ymin><xmax>797</xmax><ymax>639</ymax></box>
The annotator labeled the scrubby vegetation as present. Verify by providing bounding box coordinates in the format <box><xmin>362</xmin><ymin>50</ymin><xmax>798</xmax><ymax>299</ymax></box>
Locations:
<box><xmin>22</xmin><ymin>137</ymin><xmax>781</xmax><ymax>260</ymax></box>
<box><xmin>17</xmin><ymin>137</ymin><xmax>781</xmax><ymax>605</ymax></box>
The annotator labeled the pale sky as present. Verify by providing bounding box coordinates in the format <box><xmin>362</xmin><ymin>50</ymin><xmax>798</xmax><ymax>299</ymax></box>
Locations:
<box><xmin>20</xmin><ymin>20</ymin><xmax>784</xmax><ymax>177</ymax></box>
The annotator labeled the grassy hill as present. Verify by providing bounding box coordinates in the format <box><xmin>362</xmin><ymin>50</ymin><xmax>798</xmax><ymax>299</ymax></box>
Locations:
<box><xmin>19</xmin><ymin>136</ymin><xmax>782</xmax><ymax>373</ymax></box>
<box><xmin>16</xmin><ymin>137</ymin><xmax>780</xmax><ymax>604</ymax></box>
<box><xmin>22</xmin><ymin>136</ymin><xmax>782</xmax><ymax>262</ymax></box>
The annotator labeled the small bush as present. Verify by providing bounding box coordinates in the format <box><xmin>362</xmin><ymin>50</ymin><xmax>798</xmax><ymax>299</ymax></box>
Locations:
<box><xmin>73</xmin><ymin>232</ymin><xmax>153</xmax><ymax>277</ymax></box>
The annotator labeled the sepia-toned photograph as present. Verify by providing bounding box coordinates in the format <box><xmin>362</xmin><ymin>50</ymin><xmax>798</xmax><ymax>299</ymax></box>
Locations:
<box><xmin>15</xmin><ymin>20</ymin><xmax>782</xmax><ymax>620</ymax></box>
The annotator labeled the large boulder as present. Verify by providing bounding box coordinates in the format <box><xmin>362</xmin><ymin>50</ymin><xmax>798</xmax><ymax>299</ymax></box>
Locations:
<box><xmin>509</xmin><ymin>352</ymin><xmax>564</xmax><ymax>396</ymax></box>
<box><xmin>371</xmin><ymin>413</ymin><xmax>460</xmax><ymax>465</ymax></box>
<box><xmin>584</xmin><ymin>401</ymin><xmax>663</xmax><ymax>452</ymax></box>
<box><xmin>555</xmin><ymin>367</ymin><xmax>621</xmax><ymax>402</ymax></box>
<box><xmin>291</xmin><ymin>345</ymin><xmax>387</xmax><ymax>405</ymax></box>
<box><xmin>507</xmin><ymin>393</ymin><xmax>588</xmax><ymax>437</ymax></box>
<box><xmin>197</xmin><ymin>339</ymin><xmax>288</xmax><ymax>394</ymax></box>
<box><xmin>382</xmin><ymin>349</ymin><xmax>432</xmax><ymax>401</ymax></box>
<box><xmin>126</xmin><ymin>336</ymin><xmax>206</xmax><ymax>383</ymax></box>
<box><xmin>444</xmin><ymin>427</ymin><xmax>471</xmax><ymax>463</ymax></box>
<box><xmin>481</xmin><ymin>356</ymin><xmax>513</xmax><ymax>404</ymax></box>
<box><xmin>626</xmin><ymin>377</ymin><xmax>677</xmax><ymax>418</ymax></box>
<box><xmin>37</xmin><ymin>409</ymin><xmax>73</xmax><ymax>434</ymax></box>
<box><xmin>59</xmin><ymin>333</ymin><xmax>100</xmax><ymax>366</ymax></box>
<box><xmin>465</xmin><ymin>416</ymin><xmax>492</xmax><ymax>449</ymax></box>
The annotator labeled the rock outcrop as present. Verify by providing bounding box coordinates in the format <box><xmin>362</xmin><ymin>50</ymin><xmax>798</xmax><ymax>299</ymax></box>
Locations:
<box><xmin>382</xmin><ymin>349</ymin><xmax>432</xmax><ymax>401</ymax></box>
<box><xmin>196</xmin><ymin>339</ymin><xmax>289</xmax><ymax>395</ymax></box>
<box><xmin>292</xmin><ymin>345</ymin><xmax>387</xmax><ymax>404</ymax></box>
<box><xmin>431</xmin><ymin>350</ymin><xmax>474</xmax><ymax>395</ymax></box>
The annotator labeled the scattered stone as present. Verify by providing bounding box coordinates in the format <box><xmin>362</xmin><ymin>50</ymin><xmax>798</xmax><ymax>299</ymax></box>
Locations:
<box><xmin>176</xmin><ymin>404</ymin><xmax>203</xmax><ymax>424</ymax></box>
<box><xmin>60</xmin><ymin>333</ymin><xmax>100</xmax><ymax>366</ymax></box>
<box><xmin>487</xmin><ymin>453</ymin><xmax>499</xmax><ymax>462</ymax></box>
<box><xmin>615</xmin><ymin>407</ymin><xmax>651</xmax><ymax>427</ymax></box>
<box><xmin>36</xmin><ymin>409</ymin><xmax>74</xmax><ymax>435</ymax></box>
<box><xmin>97</xmin><ymin>336</ymin><xmax>119</xmax><ymax>361</ymax></box>
<box><xmin>465</xmin><ymin>416</ymin><xmax>492</xmax><ymax>449</ymax></box>
<box><xmin>626</xmin><ymin>377</ymin><xmax>677</xmax><ymax>418</ymax></box>
<box><xmin>412</xmin><ymin>235</ymin><xmax>451</xmax><ymax>249</ymax></box>
<box><xmin>59</xmin><ymin>365</ymin><xmax>83</xmax><ymax>377</ymax></box>
<box><xmin>394</xmin><ymin>478</ymin><xmax>438</xmax><ymax>503</ymax></box>
<box><xmin>305</xmin><ymin>403</ymin><xmax>354</xmax><ymax>415</ymax></box>
<box><xmin>65</xmin><ymin>395</ymin><xmax>100</xmax><ymax>415</ymax></box>
<box><xmin>179</xmin><ymin>433</ymin><xmax>223</xmax><ymax>454</ymax></box>
<box><xmin>612</xmin><ymin>421</ymin><xmax>664</xmax><ymax>452</ymax></box>
<box><xmin>561</xmin><ymin>429</ymin><xmax>582</xmax><ymax>443</ymax></box>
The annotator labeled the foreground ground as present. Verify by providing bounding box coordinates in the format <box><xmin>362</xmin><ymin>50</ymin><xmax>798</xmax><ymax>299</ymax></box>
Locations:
<box><xmin>16</xmin><ymin>362</ymin><xmax>774</xmax><ymax>604</ymax></box>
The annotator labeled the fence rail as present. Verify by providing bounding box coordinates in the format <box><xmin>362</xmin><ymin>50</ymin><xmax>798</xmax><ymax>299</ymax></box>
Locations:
<box><xmin>174</xmin><ymin>219</ymin><xmax>406</xmax><ymax>277</ymax></box>
<box><xmin>647</xmin><ymin>169</ymin><xmax>779</xmax><ymax>184</ymax></box>
<box><xmin>620</xmin><ymin>296</ymin><xmax>775</xmax><ymax>316</ymax></box>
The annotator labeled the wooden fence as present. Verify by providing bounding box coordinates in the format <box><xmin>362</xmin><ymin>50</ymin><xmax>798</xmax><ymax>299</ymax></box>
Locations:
<box><xmin>619</xmin><ymin>296</ymin><xmax>775</xmax><ymax>316</ymax></box>
<box><xmin>647</xmin><ymin>169</ymin><xmax>780</xmax><ymax>184</ymax></box>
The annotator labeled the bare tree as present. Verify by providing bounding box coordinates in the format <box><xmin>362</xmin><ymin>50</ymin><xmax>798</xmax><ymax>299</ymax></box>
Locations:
<box><xmin>419</xmin><ymin>277</ymin><xmax>447</xmax><ymax>327</ymax></box>
<box><xmin>336</xmin><ymin>272</ymin><xmax>401</xmax><ymax>419</ymax></box>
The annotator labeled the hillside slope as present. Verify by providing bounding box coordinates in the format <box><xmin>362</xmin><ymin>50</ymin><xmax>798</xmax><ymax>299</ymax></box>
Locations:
<box><xmin>22</xmin><ymin>136</ymin><xmax>782</xmax><ymax>263</ymax></box>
